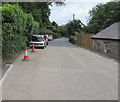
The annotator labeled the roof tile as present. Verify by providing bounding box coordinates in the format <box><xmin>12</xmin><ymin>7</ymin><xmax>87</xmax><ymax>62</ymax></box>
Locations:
<box><xmin>92</xmin><ymin>22</ymin><xmax>120</xmax><ymax>40</ymax></box>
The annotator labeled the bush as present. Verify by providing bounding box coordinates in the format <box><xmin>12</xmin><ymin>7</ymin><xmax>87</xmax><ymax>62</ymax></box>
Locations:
<box><xmin>2</xmin><ymin>3</ymin><xmax>40</xmax><ymax>61</ymax></box>
<box><xmin>53</xmin><ymin>33</ymin><xmax>60</xmax><ymax>39</ymax></box>
<box><xmin>69</xmin><ymin>36</ymin><xmax>76</xmax><ymax>44</ymax></box>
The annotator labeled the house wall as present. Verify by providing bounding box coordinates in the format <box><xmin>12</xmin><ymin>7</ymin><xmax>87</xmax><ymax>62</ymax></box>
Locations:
<box><xmin>93</xmin><ymin>39</ymin><xmax>119</xmax><ymax>60</ymax></box>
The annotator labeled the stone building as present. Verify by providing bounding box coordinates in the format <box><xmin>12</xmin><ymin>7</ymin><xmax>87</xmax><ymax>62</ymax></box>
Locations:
<box><xmin>91</xmin><ymin>22</ymin><xmax>120</xmax><ymax>60</ymax></box>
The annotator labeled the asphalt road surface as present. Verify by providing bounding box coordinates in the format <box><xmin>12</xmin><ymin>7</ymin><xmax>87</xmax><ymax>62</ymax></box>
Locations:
<box><xmin>2</xmin><ymin>38</ymin><xmax>118</xmax><ymax>100</ymax></box>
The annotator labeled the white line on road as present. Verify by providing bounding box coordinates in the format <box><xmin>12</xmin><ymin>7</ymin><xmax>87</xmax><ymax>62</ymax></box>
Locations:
<box><xmin>0</xmin><ymin>64</ymin><xmax>13</xmax><ymax>101</ymax></box>
<box><xmin>0</xmin><ymin>64</ymin><xmax>13</xmax><ymax>87</ymax></box>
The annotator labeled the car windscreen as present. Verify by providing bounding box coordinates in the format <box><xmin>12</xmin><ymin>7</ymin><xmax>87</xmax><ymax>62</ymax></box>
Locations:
<box><xmin>32</xmin><ymin>36</ymin><xmax>43</xmax><ymax>42</ymax></box>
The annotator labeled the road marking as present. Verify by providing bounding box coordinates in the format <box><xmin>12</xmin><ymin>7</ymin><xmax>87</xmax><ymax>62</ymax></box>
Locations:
<box><xmin>0</xmin><ymin>64</ymin><xmax>13</xmax><ymax>101</ymax></box>
<box><xmin>0</xmin><ymin>64</ymin><xmax>13</xmax><ymax>87</ymax></box>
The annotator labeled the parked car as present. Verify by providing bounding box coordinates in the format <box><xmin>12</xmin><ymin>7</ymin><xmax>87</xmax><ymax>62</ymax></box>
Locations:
<box><xmin>44</xmin><ymin>35</ymin><xmax>49</xmax><ymax>45</ymax></box>
<box><xmin>29</xmin><ymin>35</ymin><xmax>46</xmax><ymax>49</ymax></box>
<box><xmin>48</xmin><ymin>35</ymin><xmax>53</xmax><ymax>41</ymax></box>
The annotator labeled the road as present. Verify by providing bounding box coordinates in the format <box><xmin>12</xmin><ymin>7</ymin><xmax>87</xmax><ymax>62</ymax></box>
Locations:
<box><xmin>2</xmin><ymin>38</ymin><xmax>118</xmax><ymax>100</ymax></box>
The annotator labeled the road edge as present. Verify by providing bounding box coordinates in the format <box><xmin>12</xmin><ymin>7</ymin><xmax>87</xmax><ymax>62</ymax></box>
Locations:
<box><xmin>67</xmin><ymin>40</ymin><xmax>118</xmax><ymax>64</ymax></box>
<box><xmin>0</xmin><ymin>64</ymin><xmax>13</xmax><ymax>87</ymax></box>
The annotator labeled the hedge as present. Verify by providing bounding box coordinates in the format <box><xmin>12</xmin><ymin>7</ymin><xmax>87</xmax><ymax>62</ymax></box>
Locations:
<box><xmin>2</xmin><ymin>3</ymin><xmax>39</xmax><ymax>61</ymax></box>
<box><xmin>69</xmin><ymin>36</ymin><xmax>76</xmax><ymax>44</ymax></box>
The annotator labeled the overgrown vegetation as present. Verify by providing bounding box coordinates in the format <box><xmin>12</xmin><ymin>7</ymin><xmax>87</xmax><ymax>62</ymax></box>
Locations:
<box><xmin>18</xmin><ymin>2</ymin><xmax>64</xmax><ymax>38</ymax></box>
<box><xmin>84</xmin><ymin>2</ymin><xmax>120</xmax><ymax>34</ymax></box>
<box><xmin>69</xmin><ymin>36</ymin><xmax>76</xmax><ymax>44</ymax></box>
<box><xmin>2</xmin><ymin>4</ymin><xmax>39</xmax><ymax>61</ymax></box>
<box><xmin>2</xmin><ymin>2</ymin><xmax>64</xmax><ymax>62</ymax></box>
<box><xmin>59</xmin><ymin>20</ymin><xmax>84</xmax><ymax>37</ymax></box>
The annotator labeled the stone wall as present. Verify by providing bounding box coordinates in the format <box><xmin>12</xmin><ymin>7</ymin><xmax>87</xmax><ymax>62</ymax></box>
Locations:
<box><xmin>93</xmin><ymin>39</ymin><xmax>120</xmax><ymax>60</ymax></box>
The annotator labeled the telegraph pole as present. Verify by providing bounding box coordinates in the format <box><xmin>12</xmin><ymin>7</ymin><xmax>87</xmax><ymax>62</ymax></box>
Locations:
<box><xmin>73</xmin><ymin>14</ymin><xmax>75</xmax><ymax>35</ymax></box>
<box><xmin>73</xmin><ymin>14</ymin><xmax>75</xmax><ymax>21</ymax></box>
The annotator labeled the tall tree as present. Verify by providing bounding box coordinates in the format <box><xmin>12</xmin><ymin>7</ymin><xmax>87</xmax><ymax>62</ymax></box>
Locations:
<box><xmin>18</xmin><ymin>1</ymin><xmax>65</xmax><ymax>31</ymax></box>
<box><xmin>86</xmin><ymin>1</ymin><xmax>120</xmax><ymax>34</ymax></box>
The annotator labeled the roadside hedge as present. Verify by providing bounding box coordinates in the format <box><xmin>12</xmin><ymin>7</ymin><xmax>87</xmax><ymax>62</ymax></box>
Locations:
<box><xmin>69</xmin><ymin>36</ymin><xmax>76</xmax><ymax>44</ymax></box>
<box><xmin>2</xmin><ymin>3</ymin><xmax>39</xmax><ymax>61</ymax></box>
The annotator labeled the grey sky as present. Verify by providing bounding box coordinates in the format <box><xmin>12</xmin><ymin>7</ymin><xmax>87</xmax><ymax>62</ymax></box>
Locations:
<box><xmin>49</xmin><ymin>0</ymin><xmax>111</xmax><ymax>26</ymax></box>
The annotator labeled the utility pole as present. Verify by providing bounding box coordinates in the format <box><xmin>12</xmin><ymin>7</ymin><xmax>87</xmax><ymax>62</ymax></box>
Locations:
<box><xmin>73</xmin><ymin>14</ymin><xmax>75</xmax><ymax>35</ymax></box>
<box><xmin>73</xmin><ymin>14</ymin><xmax>75</xmax><ymax>21</ymax></box>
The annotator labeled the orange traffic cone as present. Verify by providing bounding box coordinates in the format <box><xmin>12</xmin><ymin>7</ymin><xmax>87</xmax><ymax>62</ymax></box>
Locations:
<box><xmin>22</xmin><ymin>47</ymin><xmax>29</xmax><ymax>61</ymax></box>
<box><xmin>31</xmin><ymin>44</ymin><xmax>35</xmax><ymax>52</ymax></box>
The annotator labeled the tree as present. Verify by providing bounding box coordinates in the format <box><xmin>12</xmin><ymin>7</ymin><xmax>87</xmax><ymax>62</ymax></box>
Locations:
<box><xmin>52</xmin><ymin>21</ymin><xmax>58</xmax><ymax>29</ymax></box>
<box><xmin>58</xmin><ymin>25</ymin><xmax>69</xmax><ymax>37</ymax></box>
<box><xmin>86</xmin><ymin>2</ymin><xmax>120</xmax><ymax>34</ymax></box>
<box><xmin>58</xmin><ymin>19</ymin><xmax>83</xmax><ymax>37</ymax></box>
<box><xmin>18</xmin><ymin>2</ymin><xmax>65</xmax><ymax>35</ymax></box>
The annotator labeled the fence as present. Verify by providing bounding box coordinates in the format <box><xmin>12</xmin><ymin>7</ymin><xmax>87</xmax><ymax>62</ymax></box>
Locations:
<box><xmin>75</xmin><ymin>34</ymin><xmax>95</xmax><ymax>50</ymax></box>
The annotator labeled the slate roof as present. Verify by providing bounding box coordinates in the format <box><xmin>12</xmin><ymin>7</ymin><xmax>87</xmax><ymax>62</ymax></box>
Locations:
<box><xmin>91</xmin><ymin>22</ymin><xmax>120</xmax><ymax>40</ymax></box>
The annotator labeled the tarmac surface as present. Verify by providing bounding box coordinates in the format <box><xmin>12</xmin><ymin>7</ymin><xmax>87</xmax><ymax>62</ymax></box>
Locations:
<box><xmin>2</xmin><ymin>38</ymin><xmax>118</xmax><ymax>100</ymax></box>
